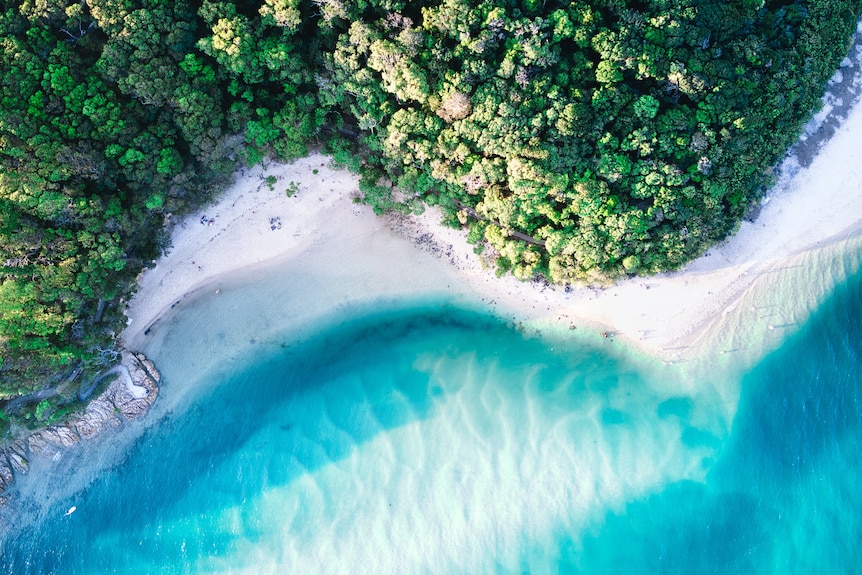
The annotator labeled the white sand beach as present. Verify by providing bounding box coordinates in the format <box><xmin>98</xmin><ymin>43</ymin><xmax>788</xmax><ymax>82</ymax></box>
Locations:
<box><xmin>123</xmin><ymin>28</ymin><xmax>862</xmax><ymax>367</ymax></box>
<box><xmin>122</xmin><ymin>155</ymin><xmax>363</xmax><ymax>350</ymax></box>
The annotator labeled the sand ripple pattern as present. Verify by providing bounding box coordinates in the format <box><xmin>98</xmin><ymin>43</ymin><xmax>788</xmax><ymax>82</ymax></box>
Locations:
<box><xmin>181</xmin><ymin>352</ymin><xmax>729</xmax><ymax>574</ymax></box>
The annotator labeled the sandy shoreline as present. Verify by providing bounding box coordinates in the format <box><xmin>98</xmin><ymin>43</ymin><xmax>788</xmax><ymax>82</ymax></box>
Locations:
<box><xmin>123</xmin><ymin>26</ymin><xmax>862</xmax><ymax>367</ymax></box>
<box><xmin>122</xmin><ymin>155</ymin><xmax>365</xmax><ymax>351</ymax></box>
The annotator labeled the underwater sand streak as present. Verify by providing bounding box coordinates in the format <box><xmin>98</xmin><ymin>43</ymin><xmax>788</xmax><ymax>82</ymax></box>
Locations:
<box><xmin>160</xmin><ymin>329</ymin><xmax>725</xmax><ymax>575</ymax></box>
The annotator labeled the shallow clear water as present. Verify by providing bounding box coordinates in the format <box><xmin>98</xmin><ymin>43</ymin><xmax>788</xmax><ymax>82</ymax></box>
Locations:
<box><xmin>2</xmin><ymin>270</ymin><xmax>861</xmax><ymax>573</ymax></box>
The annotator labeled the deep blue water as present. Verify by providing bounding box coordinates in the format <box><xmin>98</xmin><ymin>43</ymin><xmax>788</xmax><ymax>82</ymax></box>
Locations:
<box><xmin>1</xmin><ymin>272</ymin><xmax>861</xmax><ymax>573</ymax></box>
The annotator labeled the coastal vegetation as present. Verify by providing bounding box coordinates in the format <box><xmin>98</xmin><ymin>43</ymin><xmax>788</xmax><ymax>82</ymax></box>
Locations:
<box><xmin>1</xmin><ymin>0</ymin><xmax>861</xmax><ymax>426</ymax></box>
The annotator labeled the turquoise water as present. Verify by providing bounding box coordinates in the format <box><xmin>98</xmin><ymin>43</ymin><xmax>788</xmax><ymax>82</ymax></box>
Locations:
<box><xmin>1</xmin><ymin>274</ymin><xmax>861</xmax><ymax>572</ymax></box>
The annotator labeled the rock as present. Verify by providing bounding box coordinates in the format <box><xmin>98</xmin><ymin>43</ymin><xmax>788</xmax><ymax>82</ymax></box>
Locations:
<box><xmin>130</xmin><ymin>351</ymin><xmax>161</xmax><ymax>389</ymax></box>
<box><xmin>110</xmin><ymin>382</ymin><xmax>150</xmax><ymax>420</ymax></box>
<box><xmin>109</xmin><ymin>351</ymin><xmax>161</xmax><ymax>421</ymax></box>
<box><xmin>113</xmin><ymin>396</ymin><xmax>151</xmax><ymax>420</ymax></box>
<box><xmin>42</xmin><ymin>425</ymin><xmax>81</xmax><ymax>448</ymax></box>
<box><xmin>74</xmin><ymin>396</ymin><xmax>122</xmax><ymax>440</ymax></box>
<box><xmin>26</xmin><ymin>432</ymin><xmax>52</xmax><ymax>458</ymax></box>
<box><xmin>6</xmin><ymin>442</ymin><xmax>29</xmax><ymax>475</ymax></box>
<box><xmin>27</xmin><ymin>426</ymin><xmax>80</xmax><ymax>458</ymax></box>
<box><xmin>0</xmin><ymin>454</ymin><xmax>14</xmax><ymax>492</ymax></box>
<box><xmin>0</xmin><ymin>348</ymin><xmax>161</xmax><ymax>506</ymax></box>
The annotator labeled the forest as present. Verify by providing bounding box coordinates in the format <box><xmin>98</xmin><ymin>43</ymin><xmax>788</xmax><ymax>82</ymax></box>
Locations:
<box><xmin>1</xmin><ymin>0</ymin><xmax>861</xmax><ymax>429</ymax></box>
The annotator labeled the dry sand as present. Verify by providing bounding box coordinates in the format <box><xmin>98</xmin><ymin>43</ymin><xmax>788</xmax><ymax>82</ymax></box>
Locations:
<box><xmin>122</xmin><ymin>155</ymin><xmax>364</xmax><ymax>350</ymax></box>
<box><xmin>123</xmin><ymin>26</ymin><xmax>862</xmax><ymax>366</ymax></box>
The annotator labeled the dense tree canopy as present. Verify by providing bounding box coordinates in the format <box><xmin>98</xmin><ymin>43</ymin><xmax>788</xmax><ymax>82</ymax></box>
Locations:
<box><xmin>1</xmin><ymin>0</ymin><xmax>861</xmax><ymax>429</ymax></box>
<box><xmin>325</xmin><ymin>0</ymin><xmax>861</xmax><ymax>281</ymax></box>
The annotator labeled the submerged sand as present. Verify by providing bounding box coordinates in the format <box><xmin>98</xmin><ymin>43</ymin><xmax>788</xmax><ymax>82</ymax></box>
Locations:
<box><xmin>123</xmin><ymin>26</ymin><xmax>862</xmax><ymax>369</ymax></box>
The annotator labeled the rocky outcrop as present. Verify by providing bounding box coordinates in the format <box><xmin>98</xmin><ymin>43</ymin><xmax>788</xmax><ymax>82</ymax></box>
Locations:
<box><xmin>0</xmin><ymin>350</ymin><xmax>160</xmax><ymax>503</ymax></box>
<box><xmin>74</xmin><ymin>395</ymin><xmax>123</xmax><ymax>440</ymax></box>
<box><xmin>0</xmin><ymin>454</ymin><xmax>12</xmax><ymax>492</ymax></box>
<box><xmin>108</xmin><ymin>351</ymin><xmax>160</xmax><ymax>420</ymax></box>
<box><xmin>41</xmin><ymin>424</ymin><xmax>81</xmax><ymax>448</ymax></box>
